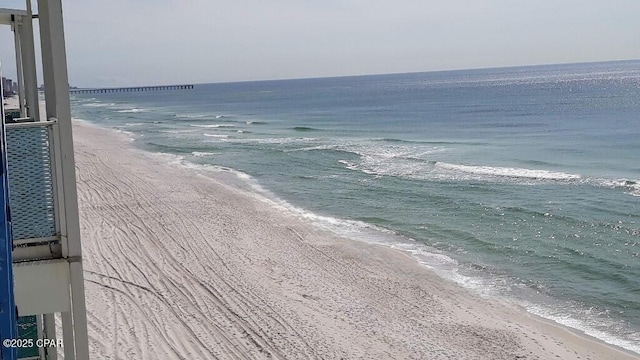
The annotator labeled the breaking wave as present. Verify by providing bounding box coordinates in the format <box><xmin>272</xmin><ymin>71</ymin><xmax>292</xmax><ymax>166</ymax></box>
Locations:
<box><xmin>117</xmin><ymin>108</ymin><xmax>147</xmax><ymax>113</ymax></box>
<box><xmin>434</xmin><ymin>162</ymin><xmax>581</xmax><ymax>181</ymax></box>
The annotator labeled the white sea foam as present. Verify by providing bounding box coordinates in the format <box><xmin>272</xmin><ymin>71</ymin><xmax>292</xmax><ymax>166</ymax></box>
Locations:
<box><xmin>280</xmin><ymin>138</ymin><xmax>585</xmax><ymax>185</ymax></box>
<box><xmin>340</xmin><ymin>147</ymin><xmax>640</xmax><ymax>196</ymax></box>
<box><xmin>224</xmin><ymin>137</ymin><xmax>319</xmax><ymax>145</ymax></box>
<box><xmin>319</xmin><ymin>141</ymin><xmax>635</xmax><ymax>196</ymax></box>
<box><xmin>191</xmin><ymin>151</ymin><xmax>217</xmax><ymax>157</ymax></box>
<box><xmin>344</xmin><ymin>143</ymin><xmax>445</xmax><ymax>159</ymax></box>
<box><xmin>435</xmin><ymin>162</ymin><xmax>581</xmax><ymax>181</ymax></box>
<box><xmin>175</xmin><ymin>113</ymin><xmax>226</xmax><ymax>119</ymax></box>
<box><xmin>335</xmin><ymin>144</ymin><xmax>448</xmax><ymax>181</ymax></box>
<box><xmin>586</xmin><ymin>178</ymin><xmax>640</xmax><ymax>197</ymax></box>
<box><xmin>160</xmin><ymin>129</ymin><xmax>198</xmax><ymax>134</ymax></box>
<box><xmin>113</xmin><ymin>128</ymin><xmax>135</xmax><ymax>137</ymax></box>
<box><xmin>83</xmin><ymin>102</ymin><xmax>117</xmax><ymax>107</ymax></box>
<box><xmin>329</xmin><ymin>141</ymin><xmax>584</xmax><ymax>185</ymax></box>
<box><xmin>203</xmin><ymin>133</ymin><xmax>229</xmax><ymax>138</ymax></box>
<box><xmin>117</xmin><ymin>108</ymin><xmax>147</xmax><ymax>113</ymax></box>
<box><xmin>145</xmin><ymin>152</ymin><xmax>186</xmax><ymax>167</ymax></box>
<box><xmin>286</xmin><ymin>144</ymin><xmax>338</xmax><ymax>152</ymax></box>
<box><xmin>190</xmin><ymin>124</ymin><xmax>235</xmax><ymax>128</ymax></box>
<box><xmin>338</xmin><ymin>160</ymin><xmax>377</xmax><ymax>175</ymax></box>
<box><xmin>527</xmin><ymin>304</ymin><xmax>640</xmax><ymax>354</ymax></box>
<box><xmin>221</xmin><ymin>136</ymin><xmax>588</xmax><ymax>187</ymax></box>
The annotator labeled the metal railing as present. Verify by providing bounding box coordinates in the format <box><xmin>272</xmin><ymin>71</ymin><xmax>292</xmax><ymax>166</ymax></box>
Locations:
<box><xmin>6</xmin><ymin>121</ymin><xmax>62</xmax><ymax>262</ymax></box>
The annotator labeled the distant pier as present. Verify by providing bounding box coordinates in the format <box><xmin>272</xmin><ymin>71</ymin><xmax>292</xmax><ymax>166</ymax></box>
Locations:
<box><xmin>69</xmin><ymin>84</ymin><xmax>194</xmax><ymax>94</ymax></box>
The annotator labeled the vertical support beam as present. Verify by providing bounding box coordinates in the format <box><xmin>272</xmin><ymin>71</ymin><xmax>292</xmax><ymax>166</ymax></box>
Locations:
<box><xmin>38</xmin><ymin>0</ymin><xmax>90</xmax><ymax>358</ymax></box>
<box><xmin>38</xmin><ymin>0</ymin><xmax>78</xmax><ymax>271</ymax></box>
<box><xmin>61</xmin><ymin>311</ymin><xmax>75</xmax><ymax>359</ymax></box>
<box><xmin>43</xmin><ymin>314</ymin><xmax>58</xmax><ymax>360</ymax></box>
<box><xmin>12</xmin><ymin>18</ymin><xmax>26</xmax><ymax>117</ymax></box>
<box><xmin>37</xmin><ymin>314</ymin><xmax>45</xmax><ymax>359</ymax></box>
<box><xmin>49</xmin><ymin>123</ymin><xmax>65</xmax><ymax>254</ymax></box>
<box><xmin>20</xmin><ymin>2</ymin><xmax>41</xmax><ymax>121</ymax></box>
<box><xmin>38</xmin><ymin>0</ymin><xmax>56</xmax><ymax>120</ymax></box>
<box><xmin>69</xmin><ymin>261</ymin><xmax>87</xmax><ymax>357</ymax></box>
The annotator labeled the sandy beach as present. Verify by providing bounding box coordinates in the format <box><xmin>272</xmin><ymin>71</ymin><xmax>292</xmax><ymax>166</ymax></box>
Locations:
<box><xmin>70</xmin><ymin>119</ymin><xmax>638</xmax><ymax>360</ymax></box>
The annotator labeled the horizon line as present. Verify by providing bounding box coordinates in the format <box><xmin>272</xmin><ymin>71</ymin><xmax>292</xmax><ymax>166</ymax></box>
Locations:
<box><xmin>77</xmin><ymin>58</ymin><xmax>640</xmax><ymax>89</ymax></box>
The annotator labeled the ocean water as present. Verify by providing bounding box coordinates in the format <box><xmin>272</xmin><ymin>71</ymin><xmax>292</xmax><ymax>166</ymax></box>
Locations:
<box><xmin>71</xmin><ymin>60</ymin><xmax>640</xmax><ymax>353</ymax></box>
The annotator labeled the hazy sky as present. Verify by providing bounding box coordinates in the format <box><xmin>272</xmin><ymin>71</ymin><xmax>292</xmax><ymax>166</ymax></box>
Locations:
<box><xmin>1</xmin><ymin>0</ymin><xmax>639</xmax><ymax>87</ymax></box>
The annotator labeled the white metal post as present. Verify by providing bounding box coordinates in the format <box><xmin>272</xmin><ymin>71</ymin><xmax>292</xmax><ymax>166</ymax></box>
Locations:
<box><xmin>37</xmin><ymin>0</ymin><xmax>90</xmax><ymax>358</ymax></box>
<box><xmin>37</xmin><ymin>314</ymin><xmax>45</xmax><ymax>359</ymax></box>
<box><xmin>12</xmin><ymin>18</ymin><xmax>26</xmax><ymax>116</ymax></box>
<box><xmin>20</xmin><ymin>2</ymin><xmax>40</xmax><ymax>121</ymax></box>
<box><xmin>43</xmin><ymin>313</ymin><xmax>58</xmax><ymax>360</ymax></box>
<box><xmin>37</xmin><ymin>0</ymin><xmax>56</xmax><ymax>120</ymax></box>
<box><xmin>61</xmin><ymin>311</ymin><xmax>75</xmax><ymax>359</ymax></box>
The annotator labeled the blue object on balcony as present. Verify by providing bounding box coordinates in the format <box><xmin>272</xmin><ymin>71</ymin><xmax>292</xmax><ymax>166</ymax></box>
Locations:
<box><xmin>0</xmin><ymin>84</ymin><xmax>18</xmax><ymax>360</ymax></box>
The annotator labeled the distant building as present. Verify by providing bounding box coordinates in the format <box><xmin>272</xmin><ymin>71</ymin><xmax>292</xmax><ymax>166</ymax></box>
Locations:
<box><xmin>2</xmin><ymin>77</ymin><xmax>17</xmax><ymax>98</ymax></box>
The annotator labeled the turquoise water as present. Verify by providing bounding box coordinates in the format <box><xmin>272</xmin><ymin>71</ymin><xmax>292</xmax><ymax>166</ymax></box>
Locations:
<box><xmin>71</xmin><ymin>60</ymin><xmax>640</xmax><ymax>352</ymax></box>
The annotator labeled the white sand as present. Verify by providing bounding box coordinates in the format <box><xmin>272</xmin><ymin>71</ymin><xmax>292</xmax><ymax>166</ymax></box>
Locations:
<box><xmin>70</xmin><ymin>120</ymin><xmax>638</xmax><ymax>360</ymax></box>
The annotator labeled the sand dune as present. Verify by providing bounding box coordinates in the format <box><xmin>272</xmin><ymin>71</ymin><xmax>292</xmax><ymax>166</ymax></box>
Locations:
<box><xmin>72</xmin><ymin>121</ymin><xmax>638</xmax><ymax>359</ymax></box>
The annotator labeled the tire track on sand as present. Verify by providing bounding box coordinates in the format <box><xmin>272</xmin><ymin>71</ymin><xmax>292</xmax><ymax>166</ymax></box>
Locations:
<box><xmin>78</xmin><ymin>147</ymin><xmax>290</xmax><ymax>359</ymax></box>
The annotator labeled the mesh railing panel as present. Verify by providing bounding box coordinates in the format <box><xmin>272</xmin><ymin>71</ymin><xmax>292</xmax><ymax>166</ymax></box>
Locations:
<box><xmin>6</xmin><ymin>126</ymin><xmax>57</xmax><ymax>240</ymax></box>
<box><xmin>17</xmin><ymin>315</ymin><xmax>39</xmax><ymax>358</ymax></box>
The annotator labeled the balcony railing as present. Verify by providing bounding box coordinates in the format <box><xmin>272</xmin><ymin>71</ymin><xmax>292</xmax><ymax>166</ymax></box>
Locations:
<box><xmin>6</xmin><ymin>121</ymin><xmax>61</xmax><ymax>262</ymax></box>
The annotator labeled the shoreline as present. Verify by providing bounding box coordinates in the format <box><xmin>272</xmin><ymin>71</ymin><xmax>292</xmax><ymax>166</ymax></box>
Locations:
<box><xmin>95</xmin><ymin>119</ymin><xmax>640</xmax><ymax>355</ymax></box>
<box><xmin>69</xmin><ymin>117</ymin><xmax>639</xmax><ymax>359</ymax></box>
